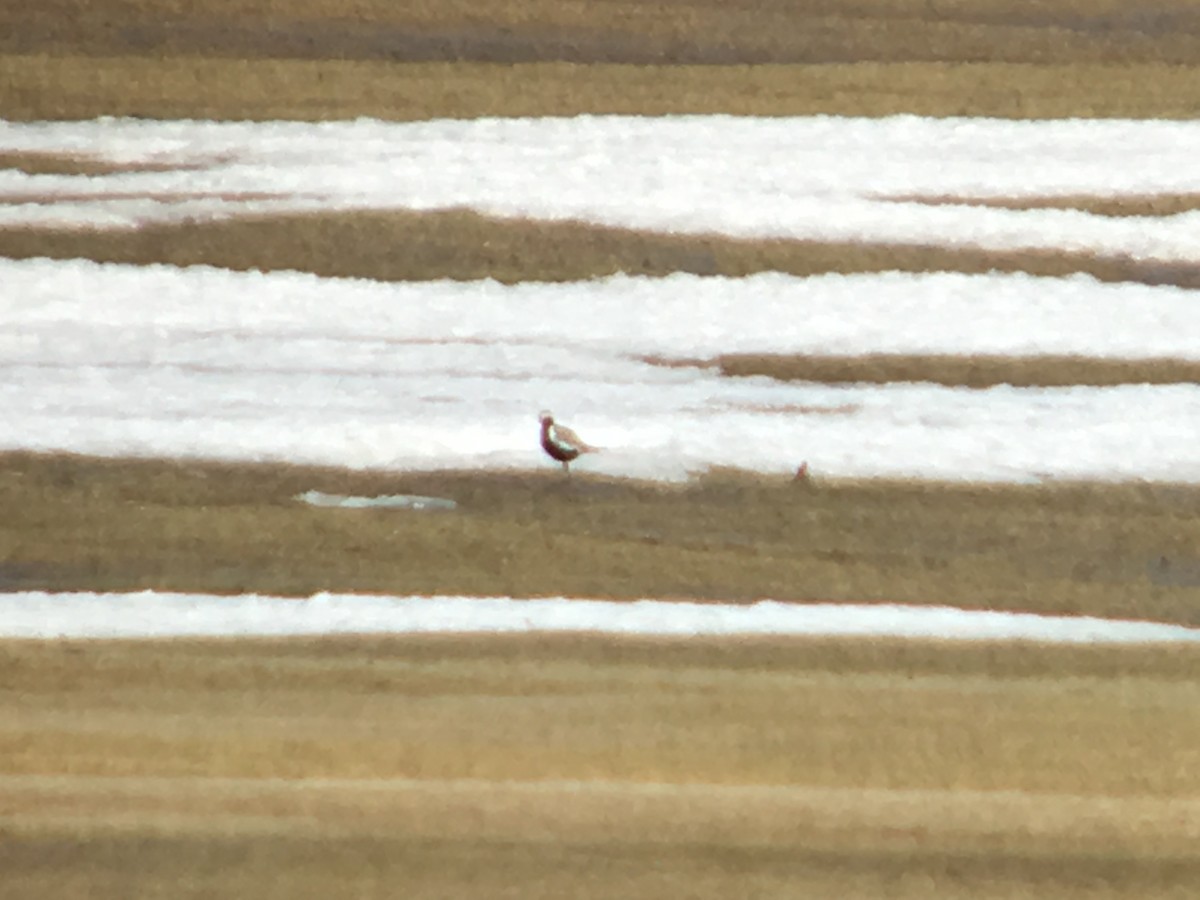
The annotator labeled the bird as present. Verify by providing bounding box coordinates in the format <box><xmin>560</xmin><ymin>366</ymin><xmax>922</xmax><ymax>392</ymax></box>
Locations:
<box><xmin>539</xmin><ymin>411</ymin><xmax>598</xmax><ymax>475</ymax></box>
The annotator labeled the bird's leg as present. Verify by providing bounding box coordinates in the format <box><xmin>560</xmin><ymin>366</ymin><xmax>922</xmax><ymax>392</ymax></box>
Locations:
<box><xmin>563</xmin><ymin>460</ymin><xmax>571</xmax><ymax>476</ymax></box>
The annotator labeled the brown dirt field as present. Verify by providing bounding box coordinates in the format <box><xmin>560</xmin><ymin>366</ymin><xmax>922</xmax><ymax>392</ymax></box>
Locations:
<box><xmin>2</xmin><ymin>633</ymin><xmax>1199</xmax><ymax>899</ymax></box>
<box><xmin>8</xmin><ymin>56</ymin><xmax>1200</xmax><ymax>122</ymax></box>
<box><xmin>886</xmin><ymin>192</ymin><xmax>1200</xmax><ymax>218</ymax></box>
<box><xmin>8</xmin><ymin>0</ymin><xmax>1200</xmax><ymax>121</ymax></box>
<box><xmin>4</xmin><ymin>452</ymin><xmax>1200</xmax><ymax>625</ymax></box>
<box><xmin>702</xmin><ymin>352</ymin><xmax>1200</xmax><ymax>388</ymax></box>
<box><xmin>9</xmin><ymin>0</ymin><xmax>1200</xmax><ymax>66</ymax></box>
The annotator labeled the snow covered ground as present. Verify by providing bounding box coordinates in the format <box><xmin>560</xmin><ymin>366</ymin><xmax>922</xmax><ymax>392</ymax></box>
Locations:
<box><xmin>4</xmin><ymin>114</ymin><xmax>1200</xmax><ymax>638</ymax></box>
<box><xmin>5</xmin><ymin>116</ymin><xmax>1200</xmax><ymax>259</ymax></box>
<box><xmin>7</xmin><ymin>592</ymin><xmax>1200</xmax><ymax>643</ymax></box>
<box><xmin>4</xmin><ymin>256</ymin><xmax>1200</xmax><ymax>482</ymax></box>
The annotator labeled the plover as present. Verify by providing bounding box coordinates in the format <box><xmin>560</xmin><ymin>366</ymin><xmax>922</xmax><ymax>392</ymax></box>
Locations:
<box><xmin>539</xmin><ymin>411</ymin><xmax>598</xmax><ymax>475</ymax></box>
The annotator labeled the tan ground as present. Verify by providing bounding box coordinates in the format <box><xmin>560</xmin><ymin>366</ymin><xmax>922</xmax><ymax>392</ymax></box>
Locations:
<box><xmin>8</xmin><ymin>0</ymin><xmax>1200</xmax><ymax>122</ymax></box>
<box><xmin>2</xmin><ymin>634</ymin><xmax>1200</xmax><ymax>899</ymax></box>
<box><xmin>3</xmin><ymin>453</ymin><xmax>1200</xmax><ymax>897</ymax></box>
<box><xmin>5</xmin><ymin>202</ymin><xmax>1200</xmax><ymax>293</ymax></box>
<box><xmin>5</xmin><ymin>452</ymin><xmax>1200</xmax><ymax>625</ymax></box>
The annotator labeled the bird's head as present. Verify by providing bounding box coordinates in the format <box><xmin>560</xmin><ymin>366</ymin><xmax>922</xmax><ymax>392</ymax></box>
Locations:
<box><xmin>538</xmin><ymin>410</ymin><xmax>554</xmax><ymax>426</ymax></box>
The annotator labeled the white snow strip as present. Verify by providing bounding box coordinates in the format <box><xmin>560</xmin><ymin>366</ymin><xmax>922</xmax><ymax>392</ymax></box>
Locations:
<box><xmin>5</xmin><ymin>257</ymin><xmax>1200</xmax><ymax>482</ymax></box>
<box><xmin>8</xmin><ymin>258</ymin><xmax>1200</xmax><ymax>360</ymax></box>
<box><xmin>6</xmin><ymin>117</ymin><xmax>1200</xmax><ymax>482</ymax></box>
<box><xmin>4</xmin><ymin>116</ymin><xmax>1200</xmax><ymax>260</ymax></box>
<box><xmin>2</xmin><ymin>592</ymin><xmax>1198</xmax><ymax>643</ymax></box>
<box><xmin>296</xmin><ymin>490</ymin><xmax>457</xmax><ymax>510</ymax></box>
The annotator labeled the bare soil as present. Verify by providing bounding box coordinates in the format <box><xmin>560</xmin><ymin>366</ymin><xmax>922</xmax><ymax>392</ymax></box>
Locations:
<box><xmin>2</xmin><ymin>633</ymin><xmax>1199</xmax><ymax>899</ymax></box>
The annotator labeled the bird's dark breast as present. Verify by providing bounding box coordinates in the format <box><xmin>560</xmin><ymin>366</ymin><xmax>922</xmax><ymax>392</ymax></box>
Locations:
<box><xmin>541</xmin><ymin>432</ymin><xmax>579</xmax><ymax>462</ymax></box>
